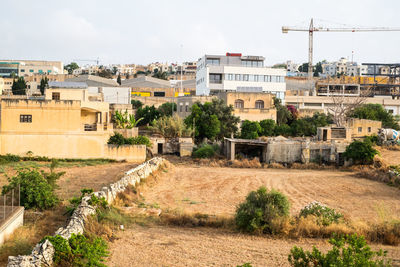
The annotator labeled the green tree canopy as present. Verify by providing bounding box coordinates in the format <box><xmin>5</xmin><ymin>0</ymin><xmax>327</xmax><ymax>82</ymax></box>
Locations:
<box><xmin>117</xmin><ymin>74</ymin><xmax>121</xmax><ymax>85</ymax></box>
<box><xmin>259</xmin><ymin>119</ymin><xmax>276</xmax><ymax>136</ymax></box>
<box><xmin>12</xmin><ymin>77</ymin><xmax>27</xmax><ymax>95</ymax></box>
<box><xmin>349</xmin><ymin>103</ymin><xmax>399</xmax><ymax>130</ymax></box>
<box><xmin>157</xmin><ymin>102</ymin><xmax>177</xmax><ymax>117</ymax></box>
<box><xmin>39</xmin><ymin>76</ymin><xmax>49</xmax><ymax>95</ymax></box>
<box><xmin>240</xmin><ymin>120</ymin><xmax>262</xmax><ymax>139</ymax></box>
<box><xmin>64</xmin><ymin>62</ymin><xmax>79</xmax><ymax>74</ymax></box>
<box><xmin>131</xmin><ymin>99</ymin><xmax>143</xmax><ymax>109</ymax></box>
<box><xmin>135</xmin><ymin>106</ymin><xmax>160</xmax><ymax>126</ymax></box>
<box><xmin>184</xmin><ymin>99</ymin><xmax>240</xmax><ymax>142</ymax></box>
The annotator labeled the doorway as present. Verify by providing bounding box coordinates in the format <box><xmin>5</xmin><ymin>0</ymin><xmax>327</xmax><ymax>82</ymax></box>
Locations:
<box><xmin>323</xmin><ymin>129</ymin><xmax>328</xmax><ymax>141</ymax></box>
<box><xmin>157</xmin><ymin>143</ymin><xmax>163</xmax><ymax>154</ymax></box>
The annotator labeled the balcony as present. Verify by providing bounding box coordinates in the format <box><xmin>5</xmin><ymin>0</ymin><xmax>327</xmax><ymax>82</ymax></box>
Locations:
<box><xmin>84</xmin><ymin>123</ymin><xmax>97</xmax><ymax>131</ymax></box>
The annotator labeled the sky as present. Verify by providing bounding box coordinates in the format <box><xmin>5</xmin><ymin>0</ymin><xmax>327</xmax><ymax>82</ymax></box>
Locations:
<box><xmin>1</xmin><ymin>0</ymin><xmax>400</xmax><ymax>66</ymax></box>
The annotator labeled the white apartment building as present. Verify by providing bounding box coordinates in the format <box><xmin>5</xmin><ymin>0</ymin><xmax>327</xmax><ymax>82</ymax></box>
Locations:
<box><xmin>322</xmin><ymin>57</ymin><xmax>367</xmax><ymax>76</ymax></box>
<box><xmin>286</xmin><ymin>60</ymin><xmax>299</xmax><ymax>73</ymax></box>
<box><xmin>196</xmin><ymin>53</ymin><xmax>286</xmax><ymax>101</ymax></box>
<box><xmin>0</xmin><ymin>60</ymin><xmax>64</xmax><ymax>77</ymax></box>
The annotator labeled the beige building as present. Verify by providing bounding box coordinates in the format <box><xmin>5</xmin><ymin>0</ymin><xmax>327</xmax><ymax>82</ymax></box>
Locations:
<box><xmin>347</xmin><ymin>118</ymin><xmax>382</xmax><ymax>138</ymax></box>
<box><xmin>0</xmin><ymin>82</ymin><xmax>146</xmax><ymax>162</ymax></box>
<box><xmin>0</xmin><ymin>60</ymin><xmax>64</xmax><ymax>77</ymax></box>
<box><xmin>0</xmin><ymin>77</ymin><xmax>4</xmax><ymax>95</ymax></box>
<box><xmin>177</xmin><ymin>92</ymin><xmax>277</xmax><ymax>122</ymax></box>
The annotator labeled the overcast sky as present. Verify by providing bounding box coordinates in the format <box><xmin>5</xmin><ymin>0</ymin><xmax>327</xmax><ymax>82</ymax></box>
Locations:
<box><xmin>1</xmin><ymin>0</ymin><xmax>399</xmax><ymax>66</ymax></box>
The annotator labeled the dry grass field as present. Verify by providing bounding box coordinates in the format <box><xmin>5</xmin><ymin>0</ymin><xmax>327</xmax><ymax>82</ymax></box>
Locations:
<box><xmin>137</xmin><ymin>165</ymin><xmax>400</xmax><ymax>222</ymax></box>
<box><xmin>106</xmin><ymin>163</ymin><xmax>400</xmax><ymax>266</ymax></box>
<box><xmin>108</xmin><ymin>225</ymin><xmax>400</xmax><ymax>267</ymax></box>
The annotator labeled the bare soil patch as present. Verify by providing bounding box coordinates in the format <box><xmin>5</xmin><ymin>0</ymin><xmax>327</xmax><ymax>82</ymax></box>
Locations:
<box><xmin>107</xmin><ymin>225</ymin><xmax>400</xmax><ymax>267</ymax></box>
<box><xmin>139</xmin><ymin>165</ymin><xmax>400</xmax><ymax>222</ymax></box>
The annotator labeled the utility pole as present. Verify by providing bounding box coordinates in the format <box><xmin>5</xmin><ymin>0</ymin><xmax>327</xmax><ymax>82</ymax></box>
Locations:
<box><xmin>308</xmin><ymin>18</ymin><xmax>313</xmax><ymax>81</ymax></box>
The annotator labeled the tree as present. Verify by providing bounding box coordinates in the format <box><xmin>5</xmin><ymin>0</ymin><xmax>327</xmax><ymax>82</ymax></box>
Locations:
<box><xmin>126</xmin><ymin>73</ymin><xmax>130</xmax><ymax>80</ymax></box>
<box><xmin>131</xmin><ymin>99</ymin><xmax>143</xmax><ymax>109</ymax></box>
<box><xmin>349</xmin><ymin>103</ymin><xmax>400</xmax><ymax>130</ymax></box>
<box><xmin>152</xmin><ymin>71</ymin><xmax>168</xmax><ymax>80</ymax></box>
<box><xmin>343</xmin><ymin>139</ymin><xmax>378</xmax><ymax>164</ymax></box>
<box><xmin>148</xmin><ymin>114</ymin><xmax>193</xmax><ymax>138</ymax></box>
<box><xmin>185</xmin><ymin>99</ymin><xmax>240</xmax><ymax>141</ymax></box>
<box><xmin>157</xmin><ymin>102</ymin><xmax>177</xmax><ymax>117</ymax></box>
<box><xmin>117</xmin><ymin>74</ymin><xmax>121</xmax><ymax>85</ymax></box>
<box><xmin>298</xmin><ymin>62</ymin><xmax>310</xmax><ymax>73</ymax></box>
<box><xmin>290</xmin><ymin>119</ymin><xmax>314</xmax><ymax>136</ymax></box>
<box><xmin>113</xmin><ymin>110</ymin><xmax>143</xmax><ymax>129</ymax></box>
<box><xmin>259</xmin><ymin>119</ymin><xmax>276</xmax><ymax>136</ymax></box>
<box><xmin>135</xmin><ymin>106</ymin><xmax>160</xmax><ymax>126</ymax></box>
<box><xmin>39</xmin><ymin>76</ymin><xmax>49</xmax><ymax>95</ymax></box>
<box><xmin>240</xmin><ymin>120</ymin><xmax>262</xmax><ymax>139</ymax></box>
<box><xmin>184</xmin><ymin>103</ymin><xmax>221</xmax><ymax>141</ymax></box>
<box><xmin>328</xmin><ymin>91</ymin><xmax>370</xmax><ymax>127</ymax></box>
<box><xmin>313</xmin><ymin>61</ymin><xmax>323</xmax><ymax>77</ymax></box>
<box><xmin>112</xmin><ymin>66</ymin><xmax>118</xmax><ymax>75</ymax></box>
<box><xmin>272</xmin><ymin>63</ymin><xmax>287</xmax><ymax>69</ymax></box>
<box><xmin>98</xmin><ymin>69</ymin><xmax>113</xmax><ymax>78</ymax></box>
<box><xmin>64</xmin><ymin>62</ymin><xmax>79</xmax><ymax>74</ymax></box>
<box><xmin>12</xmin><ymin>77</ymin><xmax>27</xmax><ymax>95</ymax></box>
<box><xmin>274</xmin><ymin>98</ymin><xmax>292</xmax><ymax>126</ymax></box>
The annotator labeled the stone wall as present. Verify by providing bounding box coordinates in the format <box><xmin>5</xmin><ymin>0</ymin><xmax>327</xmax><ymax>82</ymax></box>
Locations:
<box><xmin>7</xmin><ymin>157</ymin><xmax>165</xmax><ymax>267</ymax></box>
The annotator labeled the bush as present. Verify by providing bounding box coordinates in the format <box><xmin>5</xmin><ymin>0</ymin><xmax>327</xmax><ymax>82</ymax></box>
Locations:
<box><xmin>192</xmin><ymin>144</ymin><xmax>219</xmax><ymax>158</ymax></box>
<box><xmin>235</xmin><ymin>187</ymin><xmax>290</xmax><ymax>233</ymax></box>
<box><xmin>365</xmin><ymin>134</ymin><xmax>379</xmax><ymax>145</ymax></box>
<box><xmin>288</xmin><ymin>234</ymin><xmax>391</xmax><ymax>267</ymax></box>
<box><xmin>299</xmin><ymin>202</ymin><xmax>343</xmax><ymax>226</ymax></box>
<box><xmin>107</xmin><ymin>133</ymin><xmax>152</xmax><ymax>147</ymax></box>
<box><xmin>344</xmin><ymin>140</ymin><xmax>379</xmax><ymax>164</ymax></box>
<box><xmin>259</xmin><ymin>119</ymin><xmax>276</xmax><ymax>137</ymax></box>
<box><xmin>65</xmin><ymin>188</ymin><xmax>94</xmax><ymax>216</ymax></box>
<box><xmin>274</xmin><ymin>124</ymin><xmax>292</xmax><ymax>136</ymax></box>
<box><xmin>45</xmin><ymin>234</ymin><xmax>109</xmax><ymax>267</ymax></box>
<box><xmin>240</xmin><ymin>120</ymin><xmax>262</xmax><ymax>139</ymax></box>
<box><xmin>2</xmin><ymin>169</ymin><xmax>60</xmax><ymax>210</ymax></box>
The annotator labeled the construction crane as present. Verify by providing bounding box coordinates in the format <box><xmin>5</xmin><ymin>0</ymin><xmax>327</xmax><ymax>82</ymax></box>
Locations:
<box><xmin>282</xmin><ymin>18</ymin><xmax>400</xmax><ymax>81</ymax></box>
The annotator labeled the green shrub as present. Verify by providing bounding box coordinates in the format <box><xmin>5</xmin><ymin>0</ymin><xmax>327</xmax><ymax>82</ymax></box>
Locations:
<box><xmin>299</xmin><ymin>202</ymin><xmax>343</xmax><ymax>226</ymax></box>
<box><xmin>45</xmin><ymin>234</ymin><xmax>109</xmax><ymax>267</ymax></box>
<box><xmin>107</xmin><ymin>133</ymin><xmax>152</xmax><ymax>147</ymax></box>
<box><xmin>288</xmin><ymin>234</ymin><xmax>391</xmax><ymax>267</ymax></box>
<box><xmin>237</xmin><ymin>264</ymin><xmax>253</xmax><ymax>267</ymax></box>
<box><xmin>365</xmin><ymin>134</ymin><xmax>379</xmax><ymax>145</ymax></box>
<box><xmin>2</xmin><ymin>169</ymin><xmax>59</xmax><ymax>210</ymax></box>
<box><xmin>344</xmin><ymin>140</ymin><xmax>379</xmax><ymax>164</ymax></box>
<box><xmin>240</xmin><ymin>120</ymin><xmax>262</xmax><ymax>139</ymax></box>
<box><xmin>235</xmin><ymin>187</ymin><xmax>290</xmax><ymax>233</ymax></box>
<box><xmin>259</xmin><ymin>119</ymin><xmax>276</xmax><ymax>137</ymax></box>
<box><xmin>65</xmin><ymin>188</ymin><xmax>94</xmax><ymax>216</ymax></box>
<box><xmin>192</xmin><ymin>144</ymin><xmax>219</xmax><ymax>158</ymax></box>
<box><xmin>274</xmin><ymin>124</ymin><xmax>292</xmax><ymax>136</ymax></box>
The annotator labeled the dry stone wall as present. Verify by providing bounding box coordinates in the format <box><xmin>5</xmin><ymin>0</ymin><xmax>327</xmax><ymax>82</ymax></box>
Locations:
<box><xmin>7</xmin><ymin>157</ymin><xmax>164</xmax><ymax>267</ymax></box>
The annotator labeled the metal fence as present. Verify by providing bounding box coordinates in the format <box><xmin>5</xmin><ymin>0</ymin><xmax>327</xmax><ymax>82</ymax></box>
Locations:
<box><xmin>0</xmin><ymin>186</ymin><xmax>20</xmax><ymax>223</ymax></box>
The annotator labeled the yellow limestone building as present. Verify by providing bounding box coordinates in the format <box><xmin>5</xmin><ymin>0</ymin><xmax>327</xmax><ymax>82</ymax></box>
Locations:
<box><xmin>0</xmin><ymin>82</ymin><xmax>145</xmax><ymax>162</ymax></box>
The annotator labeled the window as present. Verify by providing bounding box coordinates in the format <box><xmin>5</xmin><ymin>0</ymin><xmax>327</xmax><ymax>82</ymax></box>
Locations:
<box><xmin>154</xmin><ymin>91</ymin><xmax>165</xmax><ymax>97</ymax></box>
<box><xmin>235</xmin><ymin>74</ymin><xmax>242</xmax><ymax>81</ymax></box>
<box><xmin>209</xmin><ymin>74</ymin><xmax>222</xmax><ymax>83</ymax></box>
<box><xmin>368</xmin><ymin>127</ymin><xmax>371</xmax><ymax>133</ymax></box>
<box><xmin>20</xmin><ymin>69</ymin><xmax>25</xmax><ymax>72</ymax></box>
<box><xmin>249</xmin><ymin>75</ymin><xmax>254</xmax><ymax>81</ymax></box>
<box><xmin>255</xmin><ymin>100</ymin><xmax>264</xmax><ymax>109</ymax></box>
<box><xmin>180</xmin><ymin>104</ymin><xmax>183</xmax><ymax>112</ymax></box>
<box><xmin>243</xmin><ymin>74</ymin><xmax>249</xmax><ymax>81</ymax></box>
<box><xmin>20</xmin><ymin>115</ymin><xmax>32</xmax><ymax>123</ymax></box>
<box><xmin>185</xmin><ymin>105</ymin><xmax>188</xmax><ymax>112</ymax></box>
<box><xmin>226</xmin><ymin>74</ymin><xmax>233</xmax><ymax>80</ymax></box>
<box><xmin>29</xmin><ymin>69</ymin><xmax>34</xmax><ymax>73</ymax></box>
<box><xmin>206</xmin><ymin>58</ymin><xmax>220</xmax><ymax>65</ymax></box>
<box><xmin>358</xmin><ymin>127</ymin><xmax>362</xmax><ymax>133</ymax></box>
<box><xmin>52</xmin><ymin>92</ymin><xmax>60</xmax><ymax>100</ymax></box>
<box><xmin>234</xmin><ymin>99</ymin><xmax>244</xmax><ymax>109</ymax></box>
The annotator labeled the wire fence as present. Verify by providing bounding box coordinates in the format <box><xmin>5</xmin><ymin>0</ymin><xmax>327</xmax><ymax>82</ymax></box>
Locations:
<box><xmin>0</xmin><ymin>186</ymin><xmax>21</xmax><ymax>223</ymax></box>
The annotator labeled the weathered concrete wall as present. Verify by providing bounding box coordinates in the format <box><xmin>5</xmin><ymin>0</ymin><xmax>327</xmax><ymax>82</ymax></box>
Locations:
<box><xmin>105</xmin><ymin>144</ymin><xmax>146</xmax><ymax>162</ymax></box>
<box><xmin>7</xmin><ymin>157</ymin><xmax>164</xmax><ymax>267</ymax></box>
<box><xmin>265</xmin><ymin>141</ymin><xmax>302</xmax><ymax>163</ymax></box>
<box><xmin>113</xmin><ymin>128</ymin><xmax>139</xmax><ymax>138</ymax></box>
<box><xmin>0</xmin><ymin>207</ymin><xmax>24</xmax><ymax>245</ymax></box>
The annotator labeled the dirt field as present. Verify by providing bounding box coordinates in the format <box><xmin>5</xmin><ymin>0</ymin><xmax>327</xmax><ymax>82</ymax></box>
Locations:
<box><xmin>0</xmin><ymin>161</ymin><xmax>138</xmax><ymax>200</ymax></box>
<box><xmin>107</xmin><ymin>225</ymin><xmax>400</xmax><ymax>267</ymax></box>
<box><xmin>139</xmin><ymin>165</ymin><xmax>400</xmax><ymax>222</ymax></box>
